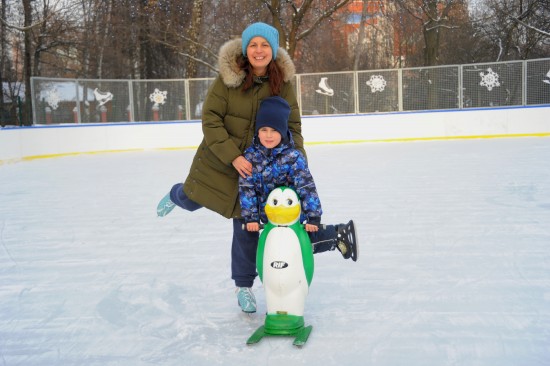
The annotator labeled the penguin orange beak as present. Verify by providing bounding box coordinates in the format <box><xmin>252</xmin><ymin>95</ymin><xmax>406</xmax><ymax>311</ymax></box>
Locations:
<box><xmin>265</xmin><ymin>204</ymin><xmax>300</xmax><ymax>225</ymax></box>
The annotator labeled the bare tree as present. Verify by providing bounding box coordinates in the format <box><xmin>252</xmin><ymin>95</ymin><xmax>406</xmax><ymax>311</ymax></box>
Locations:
<box><xmin>436</xmin><ymin>1</ymin><xmax>481</xmax><ymax>64</ymax></box>
<box><xmin>74</xmin><ymin>0</ymin><xmax>115</xmax><ymax>78</ymax></box>
<box><xmin>353</xmin><ymin>0</ymin><xmax>371</xmax><ymax>71</ymax></box>
<box><xmin>261</xmin><ymin>0</ymin><xmax>352</xmax><ymax>59</ymax></box>
<box><xmin>395</xmin><ymin>0</ymin><xmax>465</xmax><ymax>66</ymax></box>
<box><xmin>32</xmin><ymin>1</ymin><xmax>80</xmax><ymax>76</ymax></box>
<box><xmin>392</xmin><ymin>3</ymin><xmax>423</xmax><ymax>67</ymax></box>
<box><xmin>185</xmin><ymin>0</ymin><xmax>204</xmax><ymax>78</ymax></box>
<box><xmin>0</xmin><ymin>0</ymin><xmax>7</xmax><ymax>124</ymax></box>
<box><xmin>510</xmin><ymin>0</ymin><xmax>550</xmax><ymax>38</ymax></box>
<box><xmin>0</xmin><ymin>1</ymin><xmax>26</xmax><ymax>126</ymax></box>
<box><xmin>347</xmin><ymin>1</ymin><xmax>396</xmax><ymax>71</ymax></box>
<box><xmin>22</xmin><ymin>0</ymin><xmax>33</xmax><ymax>124</ymax></box>
<box><xmin>472</xmin><ymin>0</ymin><xmax>550</xmax><ymax>61</ymax></box>
<box><xmin>0</xmin><ymin>0</ymin><xmax>4</xmax><ymax>67</ymax></box>
<box><xmin>0</xmin><ymin>0</ymin><xmax>81</xmax><ymax>123</ymax></box>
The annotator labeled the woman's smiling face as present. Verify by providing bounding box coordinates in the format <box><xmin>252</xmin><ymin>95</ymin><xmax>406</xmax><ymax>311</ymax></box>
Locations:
<box><xmin>247</xmin><ymin>36</ymin><xmax>273</xmax><ymax>76</ymax></box>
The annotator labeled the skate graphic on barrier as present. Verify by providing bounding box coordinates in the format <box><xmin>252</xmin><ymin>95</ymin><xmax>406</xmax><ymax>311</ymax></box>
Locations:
<box><xmin>246</xmin><ymin>187</ymin><xmax>314</xmax><ymax>347</ymax></box>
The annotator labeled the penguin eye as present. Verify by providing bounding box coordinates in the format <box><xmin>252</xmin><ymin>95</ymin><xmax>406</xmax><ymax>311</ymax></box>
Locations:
<box><xmin>286</xmin><ymin>198</ymin><xmax>293</xmax><ymax>206</ymax></box>
<box><xmin>272</xmin><ymin>198</ymin><xmax>278</xmax><ymax>206</ymax></box>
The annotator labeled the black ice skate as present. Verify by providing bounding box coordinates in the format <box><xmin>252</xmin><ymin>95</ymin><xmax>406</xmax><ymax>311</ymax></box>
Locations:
<box><xmin>336</xmin><ymin>220</ymin><xmax>358</xmax><ymax>262</ymax></box>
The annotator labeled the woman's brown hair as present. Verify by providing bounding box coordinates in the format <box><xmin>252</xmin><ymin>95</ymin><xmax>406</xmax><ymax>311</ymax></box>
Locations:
<box><xmin>237</xmin><ymin>55</ymin><xmax>284</xmax><ymax>96</ymax></box>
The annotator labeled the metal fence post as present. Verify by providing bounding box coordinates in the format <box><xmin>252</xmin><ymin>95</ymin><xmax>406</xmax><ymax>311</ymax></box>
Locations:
<box><xmin>30</xmin><ymin>77</ymin><xmax>36</xmax><ymax>125</ymax></box>
<box><xmin>398</xmin><ymin>68</ymin><xmax>403</xmax><ymax>112</ymax></box>
<box><xmin>296</xmin><ymin>74</ymin><xmax>302</xmax><ymax>114</ymax></box>
<box><xmin>184</xmin><ymin>79</ymin><xmax>191</xmax><ymax>121</ymax></box>
<box><xmin>75</xmin><ymin>79</ymin><xmax>81</xmax><ymax>124</ymax></box>
<box><xmin>354</xmin><ymin>70</ymin><xmax>359</xmax><ymax>114</ymax></box>
<box><xmin>522</xmin><ymin>60</ymin><xmax>527</xmax><ymax>106</ymax></box>
<box><xmin>18</xmin><ymin>96</ymin><xmax>23</xmax><ymax>126</ymax></box>
<box><xmin>459</xmin><ymin>65</ymin><xmax>463</xmax><ymax>109</ymax></box>
<box><xmin>128</xmin><ymin>80</ymin><xmax>135</xmax><ymax>122</ymax></box>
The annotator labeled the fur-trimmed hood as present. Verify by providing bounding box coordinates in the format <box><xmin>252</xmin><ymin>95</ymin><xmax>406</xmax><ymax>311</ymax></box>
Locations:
<box><xmin>217</xmin><ymin>38</ymin><xmax>296</xmax><ymax>88</ymax></box>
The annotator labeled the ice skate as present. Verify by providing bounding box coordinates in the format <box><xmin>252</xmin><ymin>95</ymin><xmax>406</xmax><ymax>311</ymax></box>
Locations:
<box><xmin>157</xmin><ymin>192</ymin><xmax>176</xmax><ymax>217</ymax></box>
<box><xmin>336</xmin><ymin>220</ymin><xmax>358</xmax><ymax>262</ymax></box>
<box><xmin>236</xmin><ymin>287</ymin><xmax>256</xmax><ymax>313</ymax></box>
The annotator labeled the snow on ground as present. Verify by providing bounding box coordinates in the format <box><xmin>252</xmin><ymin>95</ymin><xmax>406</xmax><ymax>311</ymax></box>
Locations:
<box><xmin>1</xmin><ymin>137</ymin><xmax>549</xmax><ymax>366</ymax></box>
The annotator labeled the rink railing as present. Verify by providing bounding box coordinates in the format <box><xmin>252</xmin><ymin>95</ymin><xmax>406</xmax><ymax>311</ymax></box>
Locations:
<box><xmin>30</xmin><ymin>58</ymin><xmax>550</xmax><ymax>125</ymax></box>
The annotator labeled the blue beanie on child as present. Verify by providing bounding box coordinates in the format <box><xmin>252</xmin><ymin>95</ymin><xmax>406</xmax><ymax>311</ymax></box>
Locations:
<box><xmin>255</xmin><ymin>96</ymin><xmax>290</xmax><ymax>142</ymax></box>
<box><xmin>241</xmin><ymin>22</ymin><xmax>279</xmax><ymax>60</ymax></box>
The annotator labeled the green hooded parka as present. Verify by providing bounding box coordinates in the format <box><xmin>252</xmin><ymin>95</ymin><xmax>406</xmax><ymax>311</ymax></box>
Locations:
<box><xmin>182</xmin><ymin>38</ymin><xmax>304</xmax><ymax>219</ymax></box>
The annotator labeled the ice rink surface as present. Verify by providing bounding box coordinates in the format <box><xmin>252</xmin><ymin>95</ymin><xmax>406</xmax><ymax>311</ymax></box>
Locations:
<box><xmin>1</xmin><ymin>136</ymin><xmax>549</xmax><ymax>365</ymax></box>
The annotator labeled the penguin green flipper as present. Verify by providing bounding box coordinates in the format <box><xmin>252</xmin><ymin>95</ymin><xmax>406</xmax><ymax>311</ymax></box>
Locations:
<box><xmin>256</xmin><ymin>222</ymin><xmax>275</xmax><ymax>283</ymax></box>
<box><xmin>289</xmin><ymin>222</ymin><xmax>314</xmax><ymax>286</ymax></box>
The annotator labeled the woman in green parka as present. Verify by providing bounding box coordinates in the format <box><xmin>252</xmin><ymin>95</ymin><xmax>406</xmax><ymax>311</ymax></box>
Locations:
<box><xmin>157</xmin><ymin>22</ymin><xmax>304</xmax><ymax>313</ymax></box>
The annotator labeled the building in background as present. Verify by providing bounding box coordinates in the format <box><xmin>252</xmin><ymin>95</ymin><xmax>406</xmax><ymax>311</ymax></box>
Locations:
<box><xmin>338</xmin><ymin>0</ymin><xmax>401</xmax><ymax>70</ymax></box>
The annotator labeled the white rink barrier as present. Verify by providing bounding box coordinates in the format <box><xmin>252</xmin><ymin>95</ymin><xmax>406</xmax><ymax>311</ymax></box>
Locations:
<box><xmin>1</xmin><ymin>106</ymin><xmax>549</xmax><ymax>163</ymax></box>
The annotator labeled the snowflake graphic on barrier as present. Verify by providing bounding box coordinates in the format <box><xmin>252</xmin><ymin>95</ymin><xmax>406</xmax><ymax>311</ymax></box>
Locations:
<box><xmin>45</xmin><ymin>88</ymin><xmax>61</xmax><ymax>110</ymax></box>
<box><xmin>149</xmin><ymin>88</ymin><xmax>168</xmax><ymax>107</ymax></box>
<box><xmin>479</xmin><ymin>68</ymin><xmax>500</xmax><ymax>91</ymax></box>
<box><xmin>366</xmin><ymin>75</ymin><xmax>387</xmax><ymax>93</ymax></box>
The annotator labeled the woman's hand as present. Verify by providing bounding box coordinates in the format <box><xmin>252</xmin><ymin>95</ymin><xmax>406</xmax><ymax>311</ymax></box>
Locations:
<box><xmin>232</xmin><ymin>155</ymin><xmax>252</xmax><ymax>178</ymax></box>
<box><xmin>305</xmin><ymin>223</ymin><xmax>319</xmax><ymax>232</ymax></box>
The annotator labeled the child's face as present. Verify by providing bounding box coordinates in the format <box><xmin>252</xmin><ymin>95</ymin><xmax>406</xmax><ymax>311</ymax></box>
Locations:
<box><xmin>258</xmin><ymin>127</ymin><xmax>282</xmax><ymax>148</ymax></box>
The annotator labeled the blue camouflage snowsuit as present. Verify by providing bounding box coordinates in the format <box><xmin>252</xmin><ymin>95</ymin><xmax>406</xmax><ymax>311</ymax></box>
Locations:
<box><xmin>238</xmin><ymin>135</ymin><xmax>340</xmax><ymax>258</ymax></box>
<box><xmin>239</xmin><ymin>136</ymin><xmax>322</xmax><ymax>226</ymax></box>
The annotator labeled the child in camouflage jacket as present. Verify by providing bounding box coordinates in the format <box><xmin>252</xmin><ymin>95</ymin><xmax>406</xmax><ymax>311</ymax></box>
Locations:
<box><xmin>238</xmin><ymin>96</ymin><xmax>358</xmax><ymax>261</ymax></box>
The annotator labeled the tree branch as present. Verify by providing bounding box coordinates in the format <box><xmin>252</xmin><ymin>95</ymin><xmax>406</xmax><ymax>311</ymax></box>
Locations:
<box><xmin>150</xmin><ymin>36</ymin><xmax>218</xmax><ymax>73</ymax></box>
<box><xmin>509</xmin><ymin>15</ymin><xmax>550</xmax><ymax>37</ymax></box>
<box><xmin>0</xmin><ymin>16</ymin><xmax>47</xmax><ymax>32</ymax></box>
<box><xmin>297</xmin><ymin>0</ymin><xmax>351</xmax><ymax>41</ymax></box>
<box><xmin>177</xmin><ymin>52</ymin><xmax>218</xmax><ymax>73</ymax></box>
<box><xmin>0</xmin><ymin>0</ymin><xmax>66</xmax><ymax>32</ymax></box>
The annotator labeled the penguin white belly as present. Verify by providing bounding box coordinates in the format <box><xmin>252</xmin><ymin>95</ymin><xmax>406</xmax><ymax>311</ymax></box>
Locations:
<box><xmin>262</xmin><ymin>227</ymin><xmax>309</xmax><ymax>316</ymax></box>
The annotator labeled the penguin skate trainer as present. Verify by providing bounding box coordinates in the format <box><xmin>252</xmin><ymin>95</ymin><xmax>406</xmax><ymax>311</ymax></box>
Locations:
<box><xmin>246</xmin><ymin>187</ymin><xmax>314</xmax><ymax>347</ymax></box>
